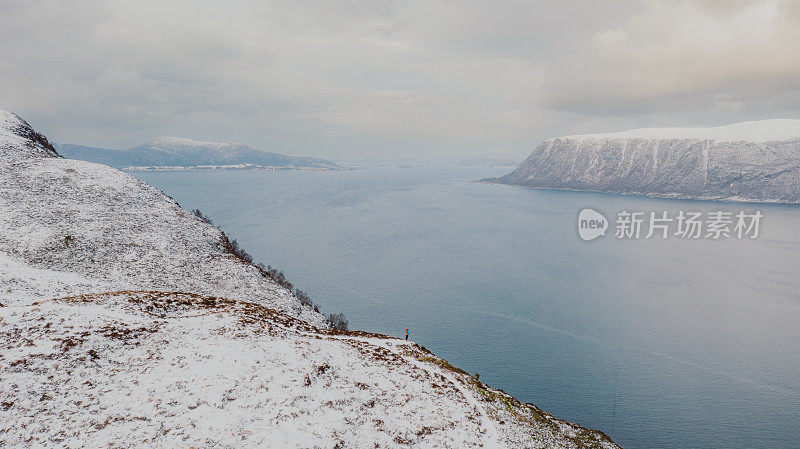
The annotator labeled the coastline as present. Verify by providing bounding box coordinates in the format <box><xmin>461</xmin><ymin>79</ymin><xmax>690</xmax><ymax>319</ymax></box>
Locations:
<box><xmin>476</xmin><ymin>178</ymin><xmax>800</xmax><ymax>206</ymax></box>
<box><xmin>120</xmin><ymin>164</ymin><xmax>360</xmax><ymax>172</ymax></box>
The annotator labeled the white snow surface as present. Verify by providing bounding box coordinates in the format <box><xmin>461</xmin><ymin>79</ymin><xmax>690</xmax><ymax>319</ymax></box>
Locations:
<box><xmin>0</xmin><ymin>110</ymin><xmax>24</xmax><ymax>131</ymax></box>
<box><xmin>144</xmin><ymin>136</ymin><xmax>249</xmax><ymax>153</ymax></box>
<box><xmin>0</xmin><ymin>292</ymin><xmax>618</xmax><ymax>448</ymax></box>
<box><xmin>561</xmin><ymin>119</ymin><xmax>800</xmax><ymax>143</ymax></box>
<box><xmin>0</xmin><ymin>111</ymin><xmax>619</xmax><ymax>448</ymax></box>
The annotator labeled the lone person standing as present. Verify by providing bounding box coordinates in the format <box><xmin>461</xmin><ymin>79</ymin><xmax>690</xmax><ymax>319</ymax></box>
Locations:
<box><xmin>405</xmin><ymin>327</ymin><xmax>410</xmax><ymax>341</ymax></box>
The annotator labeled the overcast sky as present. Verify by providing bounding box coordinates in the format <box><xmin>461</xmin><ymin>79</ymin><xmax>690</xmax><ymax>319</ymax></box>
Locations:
<box><xmin>2</xmin><ymin>0</ymin><xmax>799</xmax><ymax>160</ymax></box>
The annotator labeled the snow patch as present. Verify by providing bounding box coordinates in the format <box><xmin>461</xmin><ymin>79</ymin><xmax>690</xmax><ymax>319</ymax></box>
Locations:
<box><xmin>560</xmin><ymin>119</ymin><xmax>800</xmax><ymax>143</ymax></box>
<box><xmin>148</xmin><ymin>136</ymin><xmax>247</xmax><ymax>151</ymax></box>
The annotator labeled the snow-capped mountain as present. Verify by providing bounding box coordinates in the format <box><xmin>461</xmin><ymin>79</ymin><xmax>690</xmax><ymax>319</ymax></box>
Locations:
<box><xmin>55</xmin><ymin>137</ymin><xmax>339</xmax><ymax>169</ymax></box>
<box><xmin>0</xmin><ymin>111</ymin><xmax>619</xmax><ymax>448</ymax></box>
<box><xmin>486</xmin><ymin>119</ymin><xmax>800</xmax><ymax>203</ymax></box>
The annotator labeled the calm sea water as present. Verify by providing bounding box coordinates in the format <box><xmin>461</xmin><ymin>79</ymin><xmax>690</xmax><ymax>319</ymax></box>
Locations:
<box><xmin>134</xmin><ymin>166</ymin><xmax>800</xmax><ymax>449</ymax></box>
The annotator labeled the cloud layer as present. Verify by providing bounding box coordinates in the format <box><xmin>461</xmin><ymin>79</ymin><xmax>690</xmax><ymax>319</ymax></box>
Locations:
<box><xmin>543</xmin><ymin>0</ymin><xmax>800</xmax><ymax>116</ymax></box>
<box><xmin>0</xmin><ymin>0</ymin><xmax>798</xmax><ymax>158</ymax></box>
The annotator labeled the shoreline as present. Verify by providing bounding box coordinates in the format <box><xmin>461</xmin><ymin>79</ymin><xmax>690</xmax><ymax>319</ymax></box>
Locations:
<box><xmin>120</xmin><ymin>164</ymin><xmax>360</xmax><ymax>172</ymax></box>
<box><xmin>476</xmin><ymin>178</ymin><xmax>800</xmax><ymax>206</ymax></box>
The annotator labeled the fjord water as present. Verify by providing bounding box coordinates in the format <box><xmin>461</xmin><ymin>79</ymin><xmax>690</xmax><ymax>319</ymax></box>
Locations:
<box><xmin>134</xmin><ymin>166</ymin><xmax>800</xmax><ymax>449</ymax></box>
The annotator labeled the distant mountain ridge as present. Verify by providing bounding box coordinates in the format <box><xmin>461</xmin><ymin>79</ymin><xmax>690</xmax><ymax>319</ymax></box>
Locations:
<box><xmin>55</xmin><ymin>137</ymin><xmax>338</xmax><ymax>169</ymax></box>
<box><xmin>485</xmin><ymin>119</ymin><xmax>800</xmax><ymax>204</ymax></box>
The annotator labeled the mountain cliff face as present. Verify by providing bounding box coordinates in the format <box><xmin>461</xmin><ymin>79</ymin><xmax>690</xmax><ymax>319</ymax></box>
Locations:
<box><xmin>487</xmin><ymin>119</ymin><xmax>800</xmax><ymax>203</ymax></box>
<box><xmin>0</xmin><ymin>111</ymin><xmax>619</xmax><ymax>449</ymax></box>
<box><xmin>55</xmin><ymin>137</ymin><xmax>339</xmax><ymax>169</ymax></box>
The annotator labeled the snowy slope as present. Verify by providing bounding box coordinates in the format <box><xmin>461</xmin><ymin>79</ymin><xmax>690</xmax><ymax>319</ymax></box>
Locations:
<box><xmin>0</xmin><ymin>152</ymin><xmax>323</xmax><ymax>326</ymax></box>
<box><xmin>0</xmin><ymin>291</ymin><xmax>619</xmax><ymax>449</ymax></box>
<box><xmin>487</xmin><ymin>120</ymin><xmax>800</xmax><ymax>203</ymax></box>
<box><xmin>0</xmin><ymin>111</ymin><xmax>620</xmax><ymax>448</ymax></box>
<box><xmin>0</xmin><ymin>111</ymin><xmax>59</xmax><ymax>159</ymax></box>
<box><xmin>0</xmin><ymin>113</ymin><xmax>321</xmax><ymax>324</ymax></box>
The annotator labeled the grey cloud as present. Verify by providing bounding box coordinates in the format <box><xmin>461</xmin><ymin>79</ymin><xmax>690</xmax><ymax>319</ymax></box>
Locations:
<box><xmin>0</xmin><ymin>0</ymin><xmax>797</xmax><ymax>159</ymax></box>
<box><xmin>542</xmin><ymin>0</ymin><xmax>800</xmax><ymax>119</ymax></box>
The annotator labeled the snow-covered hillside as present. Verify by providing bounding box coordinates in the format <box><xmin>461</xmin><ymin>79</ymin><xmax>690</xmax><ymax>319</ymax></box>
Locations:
<box><xmin>0</xmin><ymin>125</ymin><xmax>322</xmax><ymax>325</ymax></box>
<box><xmin>486</xmin><ymin>120</ymin><xmax>800</xmax><ymax>203</ymax></box>
<box><xmin>0</xmin><ymin>111</ymin><xmax>59</xmax><ymax>159</ymax></box>
<box><xmin>0</xmin><ymin>291</ymin><xmax>620</xmax><ymax>448</ymax></box>
<box><xmin>0</xmin><ymin>111</ymin><xmax>620</xmax><ymax>448</ymax></box>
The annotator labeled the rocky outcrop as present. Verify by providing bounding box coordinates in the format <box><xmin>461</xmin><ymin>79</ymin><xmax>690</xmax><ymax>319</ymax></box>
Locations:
<box><xmin>486</xmin><ymin>120</ymin><xmax>800</xmax><ymax>203</ymax></box>
<box><xmin>0</xmin><ymin>111</ymin><xmax>59</xmax><ymax>159</ymax></box>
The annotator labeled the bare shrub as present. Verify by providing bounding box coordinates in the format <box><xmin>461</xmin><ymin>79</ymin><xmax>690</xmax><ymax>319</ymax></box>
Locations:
<box><xmin>191</xmin><ymin>209</ymin><xmax>213</xmax><ymax>224</ymax></box>
<box><xmin>328</xmin><ymin>313</ymin><xmax>348</xmax><ymax>331</ymax></box>
<box><xmin>194</xmin><ymin>209</ymin><xmax>349</xmax><ymax>330</ymax></box>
